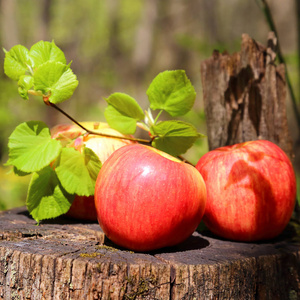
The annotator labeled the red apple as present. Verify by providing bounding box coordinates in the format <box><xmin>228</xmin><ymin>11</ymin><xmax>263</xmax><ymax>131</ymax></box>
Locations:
<box><xmin>94</xmin><ymin>144</ymin><xmax>207</xmax><ymax>251</ymax></box>
<box><xmin>196</xmin><ymin>140</ymin><xmax>296</xmax><ymax>241</ymax></box>
<box><xmin>51</xmin><ymin>122</ymin><xmax>135</xmax><ymax>221</ymax></box>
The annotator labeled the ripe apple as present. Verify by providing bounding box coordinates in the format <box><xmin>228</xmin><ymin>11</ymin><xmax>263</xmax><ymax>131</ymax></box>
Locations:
<box><xmin>51</xmin><ymin>122</ymin><xmax>135</xmax><ymax>221</ymax></box>
<box><xmin>195</xmin><ymin>140</ymin><xmax>297</xmax><ymax>241</ymax></box>
<box><xmin>94</xmin><ymin>144</ymin><xmax>207</xmax><ymax>251</ymax></box>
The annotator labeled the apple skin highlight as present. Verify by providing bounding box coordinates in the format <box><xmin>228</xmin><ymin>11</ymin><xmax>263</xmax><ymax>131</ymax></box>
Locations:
<box><xmin>95</xmin><ymin>144</ymin><xmax>207</xmax><ymax>252</ymax></box>
<box><xmin>196</xmin><ymin>140</ymin><xmax>296</xmax><ymax>242</ymax></box>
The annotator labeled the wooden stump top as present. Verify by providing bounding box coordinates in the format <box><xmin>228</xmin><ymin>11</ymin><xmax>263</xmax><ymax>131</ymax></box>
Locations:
<box><xmin>0</xmin><ymin>207</ymin><xmax>299</xmax><ymax>299</ymax></box>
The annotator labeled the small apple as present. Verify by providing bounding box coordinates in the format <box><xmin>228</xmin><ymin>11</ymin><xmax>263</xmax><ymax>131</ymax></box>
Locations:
<box><xmin>94</xmin><ymin>144</ymin><xmax>207</xmax><ymax>251</ymax></box>
<box><xmin>196</xmin><ymin>140</ymin><xmax>297</xmax><ymax>241</ymax></box>
<box><xmin>51</xmin><ymin>122</ymin><xmax>135</xmax><ymax>221</ymax></box>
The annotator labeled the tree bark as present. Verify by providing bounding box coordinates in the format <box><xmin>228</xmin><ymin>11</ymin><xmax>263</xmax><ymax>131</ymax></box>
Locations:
<box><xmin>0</xmin><ymin>207</ymin><xmax>299</xmax><ymax>299</ymax></box>
<box><xmin>200</xmin><ymin>32</ymin><xmax>294</xmax><ymax>161</ymax></box>
<box><xmin>132</xmin><ymin>0</ymin><xmax>158</xmax><ymax>76</ymax></box>
<box><xmin>34</xmin><ymin>0</ymin><xmax>52</xmax><ymax>41</ymax></box>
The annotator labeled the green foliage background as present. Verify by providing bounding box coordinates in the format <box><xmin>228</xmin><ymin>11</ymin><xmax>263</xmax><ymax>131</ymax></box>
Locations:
<box><xmin>0</xmin><ymin>0</ymin><xmax>299</xmax><ymax>210</ymax></box>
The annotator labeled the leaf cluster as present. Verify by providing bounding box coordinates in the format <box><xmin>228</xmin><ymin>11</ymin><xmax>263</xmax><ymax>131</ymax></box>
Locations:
<box><xmin>104</xmin><ymin>70</ymin><xmax>205</xmax><ymax>157</ymax></box>
<box><xmin>4</xmin><ymin>41</ymin><xmax>78</xmax><ymax>103</ymax></box>
<box><xmin>3</xmin><ymin>41</ymin><xmax>96</xmax><ymax>222</ymax></box>
<box><xmin>6</xmin><ymin>121</ymin><xmax>102</xmax><ymax>223</ymax></box>
<box><xmin>4</xmin><ymin>40</ymin><xmax>205</xmax><ymax>223</ymax></box>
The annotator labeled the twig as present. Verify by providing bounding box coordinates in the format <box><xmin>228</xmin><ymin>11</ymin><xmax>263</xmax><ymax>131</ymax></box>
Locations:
<box><xmin>256</xmin><ymin>0</ymin><xmax>300</xmax><ymax>130</ymax></box>
<box><xmin>46</xmin><ymin>101</ymin><xmax>152</xmax><ymax>145</ymax></box>
<box><xmin>44</xmin><ymin>99</ymin><xmax>195</xmax><ymax>165</ymax></box>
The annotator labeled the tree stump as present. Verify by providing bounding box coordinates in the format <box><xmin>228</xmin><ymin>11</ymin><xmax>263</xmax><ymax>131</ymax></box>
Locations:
<box><xmin>200</xmin><ymin>32</ymin><xmax>294</xmax><ymax>160</ymax></box>
<box><xmin>0</xmin><ymin>206</ymin><xmax>300</xmax><ymax>300</ymax></box>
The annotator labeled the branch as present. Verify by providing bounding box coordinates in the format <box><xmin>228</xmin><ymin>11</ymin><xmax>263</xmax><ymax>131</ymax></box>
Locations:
<box><xmin>256</xmin><ymin>0</ymin><xmax>300</xmax><ymax>130</ymax></box>
<box><xmin>46</xmin><ymin>101</ymin><xmax>152</xmax><ymax>145</ymax></box>
<box><xmin>44</xmin><ymin>99</ymin><xmax>194</xmax><ymax>165</ymax></box>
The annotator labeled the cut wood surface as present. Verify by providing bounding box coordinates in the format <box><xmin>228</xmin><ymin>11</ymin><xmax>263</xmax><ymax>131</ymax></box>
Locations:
<box><xmin>0</xmin><ymin>206</ymin><xmax>299</xmax><ymax>300</ymax></box>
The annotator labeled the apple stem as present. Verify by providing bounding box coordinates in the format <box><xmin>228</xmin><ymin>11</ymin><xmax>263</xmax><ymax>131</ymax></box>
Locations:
<box><xmin>178</xmin><ymin>155</ymin><xmax>195</xmax><ymax>166</ymax></box>
<box><xmin>47</xmin><ymin>102</ymin><xmax>152</xmax><ymax>144</ymax></box>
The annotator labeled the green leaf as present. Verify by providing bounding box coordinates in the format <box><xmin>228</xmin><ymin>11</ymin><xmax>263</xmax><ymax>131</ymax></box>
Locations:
<box><xmin>147</xmin><ymin>70</ymin><xmax>196</xmax><ymax>117</ymax></box>
<box><xmin>13</xmin><ymin>166</ymin><xmax>31</xmax><ymax>177</ymax></box>
<box><xmin>18</xmin><ymin>75</ymin><xmax>34</xmax><ymax>100</ymax></box>
<box><xmin>4</xmin><ymin>45</ymin><xmax>31</xmax><ymax>81</ymax></box>
<box><xmin>55</xmin><ymin>147</ymin><xmax>102</xmax><ymax>197</ymax></box>
<box><xmin>29</xmin><ymin>40</ymin><xmax>66</xmax><ymax>69</ymax></box>
<box><xmin>33</xmin><ymin>61</ymin><xmax>78</xmax><ymax>103</ymax></box>
<box><xmin>26</xmin><ymin>166</ymin><xmax>74</xmax><ymax>223</ymax></box>
<box><xmin>104</xmin><ymin>105</ymin><xmax>138</xmax><ymax>135</ymax></box>
<box><xmin>150</xmin><ymin>120</ymin><xmax>204</xmax><ymax>156</ymax></box>
<box><xmin>6</xmin><ymin>121</ymin><xmax>62</xmax><ymax>173</ymax></box>
<box><xmin>104</xmin><ymin>92</ymin><xmax>145</xmax><ymax>134</ymax></box>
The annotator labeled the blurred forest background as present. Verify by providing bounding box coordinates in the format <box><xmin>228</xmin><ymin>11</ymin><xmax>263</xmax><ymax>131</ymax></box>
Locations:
<box><xmin>0</xmin><ymin>0</ymin><xmax>299</xmax><ymax>210</ymax></box>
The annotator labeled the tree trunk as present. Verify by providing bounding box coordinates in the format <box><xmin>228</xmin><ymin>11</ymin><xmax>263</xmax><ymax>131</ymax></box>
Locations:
<box><xmin>132</xmin><ymin>0</ymin><xmax>158</xmax><ymax>77</ymax></box>
<box><xmin>34</xmin><ymin>0</ymin><xmax>52</xmax><ymax>41</ymax></box>
<box><xmin>0</xmin><ymin>0</ymin><xmax>19</xmax><ymax>49</ymax></box>
<box><xmin>200</xmin><ymin>32</ymin><xmax>294</xmax><ymax>161</ymax></box>
<box><xmin>0</xmin><ymin>207</ymin><xmax>299</xmax><ymax>299</ymax></box>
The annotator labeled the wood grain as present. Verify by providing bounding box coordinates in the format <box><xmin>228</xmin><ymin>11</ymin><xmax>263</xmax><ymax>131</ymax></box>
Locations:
<box><xmin>0</xmin><ymin>207</ymin><xmax>299</xmax><ymax>299</ymax></box>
